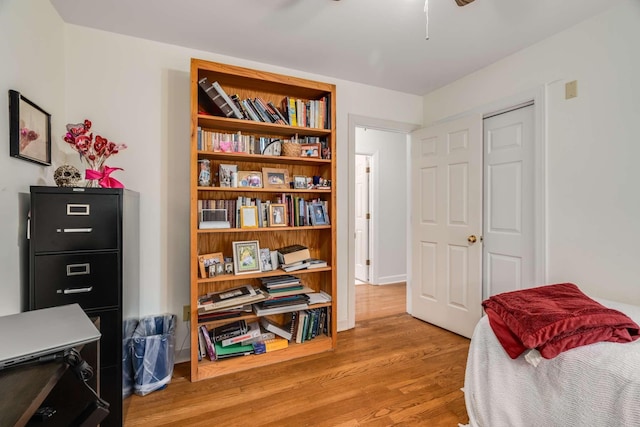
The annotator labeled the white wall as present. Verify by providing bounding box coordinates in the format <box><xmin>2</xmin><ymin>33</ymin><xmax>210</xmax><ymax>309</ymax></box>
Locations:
<box><xmin>0</xmin><ymin>0</ymin><xmax>67</xmax><ymax>315</ymax></box>
<box><xmin>423</xmin><ymin>0</ymin><xmax>640</xmax><ymax>305</ymax></box>
<box><xmin>355</xmin><ymin>128</ymin><xmax>407</xmax><ymax>284</ymax></box>
<box><xmin>58</xmin><ymin>24</ymin><xmax>422</xmax><ymax>357</ymax></box>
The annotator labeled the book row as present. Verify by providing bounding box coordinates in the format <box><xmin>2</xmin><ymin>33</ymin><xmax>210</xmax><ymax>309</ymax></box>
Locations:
<box><xmin>196</xmin><ymin>128</ymin><xmax>326</xmax><ymax>156</ymax></box>
<box><xmin>198</xmin><ymin>76</ymin><xmax>331</xmax><ymax>130</ymax></box>
<box><xmin>198</xmin><ymin>196</ymin><xmax>329</xmax><ymax>229</ymax></box>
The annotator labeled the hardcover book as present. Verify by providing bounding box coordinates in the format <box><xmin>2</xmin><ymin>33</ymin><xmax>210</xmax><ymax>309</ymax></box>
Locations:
<box><xmin>213</xmin><ymin>341</ymin><xmax>254</xmax><ymax>359</ymax></box>
<box><xmin>220</xmin><ymin>321</ymin><xmax>261</xmax><ymax>347</ymax></box>
<box><xmin>211</xmin><ymin>81</ymin><xmax>243</xmax><ymax>119</ymax></box>
<box><xmin>198</xmin><ymin>77</ymin><xmax>235</xmax><ymax>118</ymax></box>
<box><xmin>260</xmin><ymin>317</ymin><xmax>293</xmax><ymax>341</ymax></box>
<box><xmin>199</xmin><ymin>325</ymin><xmax>216</xmax><ymax>360</ymax></box>
<box><xmin>276</xmin><ymin>244</ymin><xmax>311</xmax><ymax>265</ymax></box>
<box><xmin>212</xmin><ymin>319</ymin><xmax>248</xmax><ymax>342</ymax></box>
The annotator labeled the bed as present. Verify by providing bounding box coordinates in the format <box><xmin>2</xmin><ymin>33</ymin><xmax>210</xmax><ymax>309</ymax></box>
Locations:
<box><xmin>462</xmin><ymin>285</ymin><xmax>640</xmax><ymax>427</ymax></box>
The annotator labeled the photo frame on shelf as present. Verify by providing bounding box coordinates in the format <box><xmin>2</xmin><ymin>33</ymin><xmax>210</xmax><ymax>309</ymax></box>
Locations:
<box><xmin>237</xmin><ymin>170</ymin><xmax>263</xmax><ymax>188</ymax></box>
<box><xmin>262</xmin><ymin>167</ymin><xmax>289</xmax><ymax>189</ymax></box>
<box><xmin>299</xmin><ymin>143</ymin><xmax>320</xmax><ymax>158</ymax></box>
<box><xmin>232</xmin><ymin>240</ymin><xmax>262</xmax><ymax>275</ymax></box>
<box><xmin>293</xmin><ymin>175</ymin><xmax>307</xmax><ymax>189</ymax></box>
<box><xmin>240</xmin><ymin>205</ymin><xmax>259</xmax><ymax>228</ymax></box>
<box><xmin>224</xmin><ymin>261</ymin><xmax>234</xmax><ymax>275</ymax></box>
<box><xmin>269</xmin><ymin>203</ymin><xmax>287</xmax><ymax>227</ymax></box>
<box><xmin>198</xmin><ymin>252</ymin><xmax>224</xmax><ymax>278</ymax></box>
<box><xmin>259</xmin><ymin>248</ymin><xmax>273</xmax><ymax>272</ymax></box>
<box><xmin>219</xmin><ymin>164</ymin><xmax>237</xmax><ymax>187</ymax></box>
<box><xmin>9</xmin><ymin>90</ymin><xmax>51</xmax><ymax>166</ymax></box>
<box><xmin>309</xmin><ymin>203</ymin><xmax>330</xmax><ymax>226</ymax></box>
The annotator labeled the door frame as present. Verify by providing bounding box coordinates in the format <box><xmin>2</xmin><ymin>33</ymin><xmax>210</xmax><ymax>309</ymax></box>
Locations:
<box><xmin>347</xmin><ymin>114</ymin><xmax>420</xmax><ymax>330</ymax></box>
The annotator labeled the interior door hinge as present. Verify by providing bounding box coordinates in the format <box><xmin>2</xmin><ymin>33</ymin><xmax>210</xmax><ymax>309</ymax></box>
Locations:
<box><xmin>365</xmin><ymin>167</ymin><xmax>370</xmax><ymax>173</ymax></box>
<box><xmin>366</xmin><ymin>260</ymin><xmax>370</xmax><ymax>266</ymax></box>
<box><xmin>366</xmin><ymin>213</ymin><xmax>370</xmax><ymax>220</ymax></box>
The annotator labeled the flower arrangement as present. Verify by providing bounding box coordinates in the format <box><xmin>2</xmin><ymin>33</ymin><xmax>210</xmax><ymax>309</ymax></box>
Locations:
<box><xmin>63</xmin><ymin>119</ymin><xmax>127</xmax><ymax>188</ymax></box>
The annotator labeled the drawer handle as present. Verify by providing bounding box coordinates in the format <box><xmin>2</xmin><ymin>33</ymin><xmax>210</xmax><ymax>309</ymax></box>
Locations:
<box><xmin>57</xmin><ymin>228</ymin><xmax>93</xmax><ymax>233</ymax></box>
<box><xmin>67</xmin><ymin>204</ymin><xmax>90</xmax><ymax>215</ymax></box>
<box><xmin>66</xmin><ymin>263</ymin><xmax>90</xmax><ymax>276</ymax></box>
<box><xmin>58</xmin><ymin>286</ymin><xmax>93</xmax><ymax>295</ymax></box>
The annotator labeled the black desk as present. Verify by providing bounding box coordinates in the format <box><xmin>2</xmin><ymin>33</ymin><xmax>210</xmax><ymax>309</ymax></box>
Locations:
<box><xmin>0</xmin><ymin>322</ymin><xmax>102</xmax><ymax>426</ymax></box>
<box><xmin>0</xmin><ymin>357</ymin><xmax>70</xmax><ymax>426</ymax></box>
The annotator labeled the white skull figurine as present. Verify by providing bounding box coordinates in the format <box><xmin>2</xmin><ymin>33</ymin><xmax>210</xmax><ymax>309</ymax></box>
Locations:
<box><xmin>54</xmin><ymin>164</ymin><xmax>82</xmax><ymax>187</ymax></box>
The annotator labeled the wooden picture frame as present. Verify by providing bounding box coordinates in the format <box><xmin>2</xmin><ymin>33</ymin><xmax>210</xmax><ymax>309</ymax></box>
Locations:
<box><xmin>310</xmin><ymin>203</ymin><xmax>330</xmax><ymax>226</ymax></box>
<box><xmin>262</xmin><ymin>167</ymin><xmax>289</xmax><ymax>189</ymax></box>
<box><xmin>237</xmin><ymin>170</ymin><xmax>263</xmax><ymax>188</ymax></box>
<box><xmin>299</xmin><ymin>143</ymin><xmax>320</xmax><ymax>158</ymax></box>
<box><xmin>269</xmin><ymin>203</ymin><xmax>287</xmax><ymax>227</ymax></box>
<box><xmin>198</xmin><ymin>252</ymin><xmax>224</xmax><ymax>278</ymax></box>
<box><xmin>293</xmin><ymin>175</ymin><xmax>307</xmax><ymax>189</ymax></box>
<box><xmin>9</xmin><ymin>90</ymin><xmax>51</xmax><ymax>166</ymax></box>
<box><xmin>240</xmin><ymin>205</ymin><xmax>259</xmax><ymax>228</ymax></box>
<box><xmin>232</xmin><ymin>240</ymin><xmax>262</xmax><ymax>275</ymax></box>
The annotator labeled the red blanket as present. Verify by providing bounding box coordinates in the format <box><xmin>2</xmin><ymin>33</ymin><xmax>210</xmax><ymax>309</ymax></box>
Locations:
<box><xmin>482</xmin><ymin>283</ymin><xmax>640</xmax><ymax>359</ymax></box>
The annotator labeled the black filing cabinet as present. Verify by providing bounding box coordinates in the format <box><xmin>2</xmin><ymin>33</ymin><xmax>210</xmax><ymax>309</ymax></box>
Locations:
<box><xmin>28</xmin><ymin>186</ymin><xmax>139</xmax><ymax>427</ymax></box>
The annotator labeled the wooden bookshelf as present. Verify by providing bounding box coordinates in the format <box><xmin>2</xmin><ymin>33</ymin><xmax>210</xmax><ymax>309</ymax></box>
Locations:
<box><xmin>189</xmin><ymin>58</ymin><xmax>337</xmax><ymax>381</ymax></box>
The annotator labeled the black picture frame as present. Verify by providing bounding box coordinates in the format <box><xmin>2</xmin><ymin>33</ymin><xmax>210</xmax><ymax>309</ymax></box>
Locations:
<box><xmin>9</xmin><ymin>90</ymin><xmax>51</xmax><ymax>166</ymax></box>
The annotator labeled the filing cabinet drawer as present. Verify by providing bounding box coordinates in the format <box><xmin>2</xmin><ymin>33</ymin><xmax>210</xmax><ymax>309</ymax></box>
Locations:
<box><xmin>31</xmin><ymin>193</ymin><xmax>120</xmax><ymax>252</ymax></box>
<box><xmin>33</xmin><ymin>252</ymin><xmax>119</xmax><ymax>310</ymax></box>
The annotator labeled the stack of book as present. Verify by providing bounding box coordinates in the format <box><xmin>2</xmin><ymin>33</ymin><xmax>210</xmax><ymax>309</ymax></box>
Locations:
<box><xmin>277</xmin><ymin>244</ymin><xmax>310</xmax><ymax>265</ymax></box>
<box><xmin>197</xmin><ymin>284</ymin><xmax>267</xmax><ymax>322</ymax></box>
<box><xmin>253</xmin><ymin>293</ymin><xmax>310</xmax><ymax>316</ymax></box>
<box><xmin>275</xmin><ymin>245</ymin><xmax>328</xmax><ymax>272</ymax></box>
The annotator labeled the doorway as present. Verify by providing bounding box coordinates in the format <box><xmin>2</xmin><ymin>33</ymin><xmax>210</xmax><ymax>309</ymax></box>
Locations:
<box><xmin>346</xmin><ymin>116</ymin><xmax>420</xmax><ymax>330</ymax></box>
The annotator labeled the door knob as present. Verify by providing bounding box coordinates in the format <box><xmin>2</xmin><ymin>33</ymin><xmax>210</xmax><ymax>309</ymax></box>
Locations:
<box><xmin>468</xmin><ymin>235</ymin><xmax>477</xmax><ymax>244</ymax></box>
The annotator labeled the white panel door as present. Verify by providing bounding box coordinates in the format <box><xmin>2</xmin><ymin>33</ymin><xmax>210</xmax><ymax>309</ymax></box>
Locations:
<box><xmin>410</xmin><ymin>115</ymin><xmax>483</xmax><ymax>338</ymax></box>
<box><xmin>483</xmin><ymin>105</ymin><xmax>535</xmax><ymax>297</ymax></box>
<box><xmin>355</xmin><ymin>154</ymin><xmax>370</xmax><ymax>282</ymax></box>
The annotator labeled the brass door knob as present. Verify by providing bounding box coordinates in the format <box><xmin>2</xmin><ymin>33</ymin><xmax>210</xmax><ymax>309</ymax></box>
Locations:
<box><xmin>468</xmin><ymin>235</ymin><xmax>477</xmax><ymax>244</ymax></box>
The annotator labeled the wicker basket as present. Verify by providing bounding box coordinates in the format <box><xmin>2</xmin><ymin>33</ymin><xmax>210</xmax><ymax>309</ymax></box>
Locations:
<box><xmin>282</xmin><ymin>142</ymin><xmax>300</xmax><ymax>157</ymax></box>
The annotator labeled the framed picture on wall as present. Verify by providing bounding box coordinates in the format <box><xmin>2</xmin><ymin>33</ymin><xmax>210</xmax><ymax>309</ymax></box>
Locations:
<box><xmin>9</xmin><ymin>90</ymin><xmax>51</xmax><ymax>166</ymax></box>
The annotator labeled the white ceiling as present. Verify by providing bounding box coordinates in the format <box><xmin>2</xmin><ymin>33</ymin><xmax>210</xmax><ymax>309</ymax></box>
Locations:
<box><xmin>49</xmin><ymin>0</ymin><xmax>621</xmax><ymax>96</ymax></box>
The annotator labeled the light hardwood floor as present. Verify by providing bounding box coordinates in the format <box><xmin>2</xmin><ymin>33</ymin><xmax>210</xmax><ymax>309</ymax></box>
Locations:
<box><xmin>124</xmin><ymin>283</ymin><xmax>470</xmax><ymax>426</ymax></box>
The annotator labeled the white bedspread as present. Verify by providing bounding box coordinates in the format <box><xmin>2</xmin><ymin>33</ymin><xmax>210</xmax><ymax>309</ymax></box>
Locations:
<box><xmin>463</xmin><ymin>298</ymin><xmax>640</xmax><ymax>427</ymax></box>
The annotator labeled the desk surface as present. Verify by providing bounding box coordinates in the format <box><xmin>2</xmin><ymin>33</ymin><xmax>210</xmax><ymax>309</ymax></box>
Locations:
<box><xmin>0</xmin><ymin>359</ymin><xmax>69</xmax><ymax>427</ymax></box>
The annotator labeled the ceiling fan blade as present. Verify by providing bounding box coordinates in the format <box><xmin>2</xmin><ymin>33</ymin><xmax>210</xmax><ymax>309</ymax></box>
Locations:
<box><xmin>455</xmin><ymin>0</ymin><xmax>475</xmax><ymax>6</ymax></box>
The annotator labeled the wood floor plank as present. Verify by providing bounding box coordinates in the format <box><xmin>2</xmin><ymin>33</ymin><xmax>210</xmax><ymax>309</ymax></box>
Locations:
<box><xmin>124</xmin><ymin>283</ymin><xmax>470</xmax><ymax>426</ymax></box>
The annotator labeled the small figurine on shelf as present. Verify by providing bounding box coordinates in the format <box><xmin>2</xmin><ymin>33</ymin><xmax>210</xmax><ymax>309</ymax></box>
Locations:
<box><xmin>198</xmin><ymin>159</ymin><xmax>211</xmax><ymax>186</ymax></box>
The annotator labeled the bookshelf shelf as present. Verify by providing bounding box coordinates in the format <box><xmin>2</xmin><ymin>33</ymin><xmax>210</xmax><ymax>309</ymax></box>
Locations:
<box><xmin>195</xmin><ymin>335</ymin><xmax>333</xmax><ymax>378</ymax></box>
<box><xmin>197</xmin><ymin>225</ymin><xmax>331</xmax><ymax>234</ymax></box>
<box><xmin>196</xmin><ymin>151</ymin><xmax>332</xmax><ymax>166</ymax></box>
<box><xmin>190</xmin><ymin>58</ymin><xmax>337</xmax><ymax>382</ymax></box>
<box><xmin>197</xmin><ymin>302</ymin><xmax>333</xmax><ymax>330</ymax></box>
<box><xmin>197</xmin><ymin>114</ymin><xmax>332</xmax><ymax>137</ymax></box>
<box><xmin>197</xmin><ymin>186</ymin><xmax>331</xmax><ymax>193</ymax></box>
<box><xmin>196</xmin><ymin>266</ymin><xmax>332</xmax><ymax>285</ymax></box>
